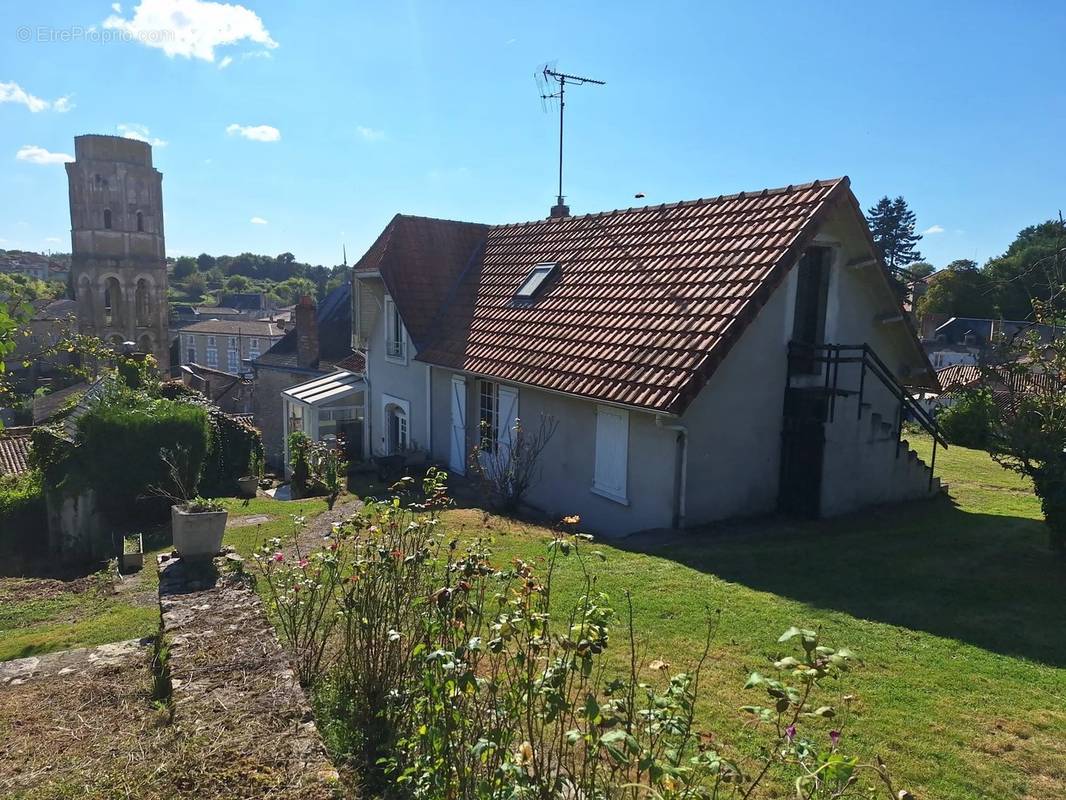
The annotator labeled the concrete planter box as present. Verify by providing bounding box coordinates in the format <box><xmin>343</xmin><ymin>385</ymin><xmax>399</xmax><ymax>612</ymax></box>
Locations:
<box><xmin>120</xmin><ymin>533</ymin><xmax>143</xmax><ymax>573</ymax></box>
<box><xmin>171</xmin><ymin>505</ymin><xmax>228</xmax><ymax>559</ymax></box>
<box><xmin>237</xmin><ymin>476</ymin><xmax>259</xmax><ymax>498</ymax></box>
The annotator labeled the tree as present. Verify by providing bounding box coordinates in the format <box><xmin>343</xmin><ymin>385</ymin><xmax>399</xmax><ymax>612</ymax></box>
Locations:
<box><xmin>196</xmin><ymin>252</ymin><xmax>216</xmax><ymax>272</ymax></box>
<box><xmin>915</xmin><ymin>263</ymin><xmax>996</xmax><ymax>318</ymax></box>
<box><xmin>982</xmin><ymin>219</ymin><xmax>1066</xmax><ymax>320</ymax></box>
<box><xmin>986</xmin><ymin>217</ymin><xmax>1066</xmax><ymax>555</ymax></box>
<box><xmin>225</xmin><ymin>274</ymin><xmax>252</xmax><ymax>292</ymax></box>
<box><xmin>866</xmin><ymin>196</ymin><xmax>924</xmax><ymax>271</ymax></box>
<box><xmin>905</xmin><ymin>261</ymin><xmax>935</xmax><ymax>280</ymax></box>
<box><xmin>185</xmin><ymin>272</ymin><xmax>208</xmax><ymax>297</ymax></box>
<box><xmin>173</xmin><ymin>256</ymin><xmax>198</xmax><ymax>280</ymax></box>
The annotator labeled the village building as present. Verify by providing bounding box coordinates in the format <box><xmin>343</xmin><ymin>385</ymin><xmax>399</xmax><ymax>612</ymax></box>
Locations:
<box><xmin>249</xmin><ymin>286</ymin><xmax>358</xmax><ymax>468</ymax></box>
<box><xmin>321</xmin><ymin>177</ymin><xmax>946</xmax><ymax>536</ymax></box>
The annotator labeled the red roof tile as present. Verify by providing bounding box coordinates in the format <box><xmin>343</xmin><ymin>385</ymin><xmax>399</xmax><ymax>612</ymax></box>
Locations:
<box><xmin>0</xmin><ymin>427</ymin><xmax>33</xmax><ymax>477</ymax></box>
<box><xmin>417</xmin><ymin>179</ymin><xmax>847</xmax><ymax>413</ymax></box>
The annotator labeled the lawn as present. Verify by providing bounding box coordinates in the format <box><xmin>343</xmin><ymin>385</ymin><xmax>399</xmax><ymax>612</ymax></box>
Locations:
<box><xmin>0</xmin><ymin>495</ymin><xmax>350</xmax><ymax>663</ymax></box>
<box><xmin>421</xmin><ymin>435</ymin><xmax>1064</xmax><ymax>800</ymax></box>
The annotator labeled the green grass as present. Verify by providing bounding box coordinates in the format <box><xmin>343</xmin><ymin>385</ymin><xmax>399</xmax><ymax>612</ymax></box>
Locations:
<box><xmin>0</xmin><ymin>493</ymin><xmax>346</xmax><ymax>664</ymax></box>
<box><xmin>437</xmin><ymin>435</ymin><xmax>1065</xmax><ymax>800</ymax></box>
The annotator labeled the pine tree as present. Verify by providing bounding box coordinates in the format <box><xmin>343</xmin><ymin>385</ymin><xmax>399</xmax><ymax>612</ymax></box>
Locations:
<box><xmin>866</xmin><ymin>195</ymin><xmax>924</xmax><ymax>272</ymax></box>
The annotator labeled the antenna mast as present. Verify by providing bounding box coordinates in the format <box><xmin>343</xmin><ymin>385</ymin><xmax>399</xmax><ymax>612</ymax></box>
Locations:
<box><xmin>539</xmin><ymin>65</ymin><xmax>605</xmax><ymax>217</ymax></box>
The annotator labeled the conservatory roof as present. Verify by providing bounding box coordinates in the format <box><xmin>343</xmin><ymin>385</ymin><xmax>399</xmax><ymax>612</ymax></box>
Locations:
<box><xmin>282</xmin><ymin>370</ymin><xmax>365</xmax><ymax>407</ymax></box>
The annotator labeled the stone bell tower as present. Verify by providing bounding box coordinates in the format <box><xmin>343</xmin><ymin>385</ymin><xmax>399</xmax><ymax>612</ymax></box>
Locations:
<box><xmin>65</xmin><ymin>134</ymin><xmax>170</xmax><ymax>372</ymax></box>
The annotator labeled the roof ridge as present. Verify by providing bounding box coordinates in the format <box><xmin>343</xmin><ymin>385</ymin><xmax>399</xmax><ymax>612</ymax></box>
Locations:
<box><xmin>395</xmin><ymin>213</ymin><xmax>491</xmax><ymax>228</ymax></box>
<box><xmin>490</xmin><ymin>177</ymin><xmax>848</xmax><ymax>231</ymax></box>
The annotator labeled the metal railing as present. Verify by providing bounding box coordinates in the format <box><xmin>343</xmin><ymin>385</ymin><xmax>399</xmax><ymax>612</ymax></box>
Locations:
<box><xmin>787</xmin><ymin>341</ymin><xmax>947</xmax><ymax>489</ymax></box>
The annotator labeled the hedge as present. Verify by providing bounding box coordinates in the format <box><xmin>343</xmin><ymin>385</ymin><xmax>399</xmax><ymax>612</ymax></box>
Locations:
<box><xmin>0</xmin><ymin>470</ymin><xmax>45</xmax><ymax>554</ymax></box>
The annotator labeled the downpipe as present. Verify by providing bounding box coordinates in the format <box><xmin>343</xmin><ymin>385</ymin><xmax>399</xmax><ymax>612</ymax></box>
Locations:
<box><xmin>656</xmin><ymin>414</ymin><xmax>688</xmax><ymax>529</ymax></box>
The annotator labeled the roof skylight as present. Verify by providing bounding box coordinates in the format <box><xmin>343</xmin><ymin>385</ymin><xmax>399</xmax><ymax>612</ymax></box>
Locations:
<box><xmin>514</xmin><ymin>262</ymin><xmax>559</xmax><ymax>304</ymax></box>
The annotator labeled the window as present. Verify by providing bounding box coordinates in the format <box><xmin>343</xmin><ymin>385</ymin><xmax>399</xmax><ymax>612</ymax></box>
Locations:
<box><xmin>514</xmin><ymin>262</ymin><xmax>558</xmax><ymax>304</ymax></box>
<box><xmin>249</xmin><ymin>338</ymin><xmax>260</xmax><ymax>360</ymax></box>
<box><xmin>227</xmin><ymin>336</ymin><xmax>239</xmax><ymax>372</ymax></box>
<box><xmin>382</xmin><ymin>396</ymin><xmax>410</xmax><ymax>455</ymax></box>
<box><xmin>206</xmin><ymin>335</ymin><xmax>218</xmax><ymax>367</ymax></box>
<box><xmin>103</xmin><ymin>208</ymin><xmax>112</xmax><ymax>229</ymax></box>
<box><xmin>385</xmin><ymin>296</ymin><xmax>406</xmax><ymax>360</ymax></box>
<box><xmin>136</xmin><ymin>211</ymin><xmax>144</xmax><ymax>232</ymax></box>
<box><xmin>185</xmin><ymin>336</ymin><xmax>196</xmax><ymax>364</ymax></box>
<box><xmin>790</xmin><ymin>247</ymin><xmax>832</xmax><ymax>374</ymax></box>
<box><xmin>592</xmin><ymin>405</ymin><xmax>629</xmax><ymax>504</ymax></box>
<box><xmin>478</xmin><ymin>380</ymin><xmax>498</xmax><ymax>453</ymax></box>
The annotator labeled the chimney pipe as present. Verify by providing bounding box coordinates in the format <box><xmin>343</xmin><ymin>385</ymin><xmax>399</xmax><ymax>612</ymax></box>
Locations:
<box><xmin>295</xmin><ymin>295</ymin><xmax>318</xmax><ymax>368</ymax></box>
<box><xmin>549</xmin><ymin>202</ymin><xmax>570</xmax><ymax>219</ymax></box>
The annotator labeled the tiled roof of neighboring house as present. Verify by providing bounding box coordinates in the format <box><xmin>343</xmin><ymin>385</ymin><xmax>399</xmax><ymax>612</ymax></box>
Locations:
<box><xmin>219</xmin><ymin>293</ymin><xmax>269</xmax><ymax>311</ymax></box>
<box><xmin>0</xmin><ymin>427</ymin><xmax>33</xmax><ymax>476</ymax></box>
<box><xmin>407</xmin><ymin>177</ymin><xmax>930</xmax><ymax>413</ymax></box>
<box><xmin>180</xmin><ymin>319</ymin><xmax>285</xmax><ymax>337</ymax></box>
<box><xmin>355</xmin><ymin>215</ymin><xmax>490</xmax><ymax>345</ymax></box>
<box><xmin>32</xmin><ymin>382</ymin><xmax>88</xmax><ymax>424</ymax></box>
<box><xmin>334</xmin><ymin>351</ymin><xmax>366</xmax><ymax>373</ymax></box>
<box><xmin>254</xmin><ymin>284</ymin><xmax>352</xmax><ymax>371</ymax></box>
<box><xmin>936</xmin><ymin>364</ymin><xmax>984</xmax><ymax>392</ymax></box>
<box><xmin>32</xmin><ymin>298</ymin><xmax>77</xmax><ymax>320</ymax></box>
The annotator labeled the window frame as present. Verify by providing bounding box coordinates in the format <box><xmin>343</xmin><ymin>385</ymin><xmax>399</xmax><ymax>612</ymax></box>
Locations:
<box><xmin>184</xmin><ymin>335</ymin><xmax>196</xmax><ymax>365</ymax></box>
<box><xmin>591</xmin><ymin>404</ymin><xmax>630</xmax><ymax>505</ymax></box>
<box><xmin>478</xmin><ymin>380</ymin><xmax>499</xmax><ymax>453</ymax></box>
<box><xmin>513</xmin><ymin>262</ymin><xmax>559</xmax><ymax>304</ymax></box>
<box><xmin>384</xmin><ymin>295</ymin><xmax>407</xmax><ymax>363</ymax></box>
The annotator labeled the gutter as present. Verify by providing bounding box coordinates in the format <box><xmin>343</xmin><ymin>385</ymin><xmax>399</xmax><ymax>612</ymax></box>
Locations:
<box><xmin>656</xmin><ymin>414</ymin><xmax>688</xmax><ymax>529</ymax></box>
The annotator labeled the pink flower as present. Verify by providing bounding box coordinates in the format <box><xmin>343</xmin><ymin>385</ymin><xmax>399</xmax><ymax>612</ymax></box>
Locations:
<box><xmin>298</xmin><ymin>558</ymin><xmax>308</xmax><ymax>568</ymax></box>
<box><xmin>829</xmin><ymin>730</ymin><xmax>841</xmax><ymax>747</ymax></box>
<box><xmin>785</xmin><ymin>724</ymin><xmax>797</xmax><ymax>742</ymax></box>
<box><xmin>273</xmin><ymin>552</ymin><xmax>284</xmax><ymax>563</ymax></box>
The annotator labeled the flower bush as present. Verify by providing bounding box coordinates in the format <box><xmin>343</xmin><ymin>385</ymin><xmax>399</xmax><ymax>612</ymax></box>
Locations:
<box><xmin>253</xmin><ymin>471</ymin><xmax>912</xmax><ymax>799</ymax></box>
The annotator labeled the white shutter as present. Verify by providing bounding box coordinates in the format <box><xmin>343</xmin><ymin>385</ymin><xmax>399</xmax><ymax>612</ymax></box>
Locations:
<box><xmin>497</xmin><ymin>386</ymin><xmax>519</xmax><ymax>466</ymax></box>
<box><xmin>450</xmin><ymin>376</ymin><xmax>467</xmax><ymax>474</ymax></box>
<box><xmin>593</xmin><ymin>405</ymin><xmax>629</xmax><ymax>503</ymax></box>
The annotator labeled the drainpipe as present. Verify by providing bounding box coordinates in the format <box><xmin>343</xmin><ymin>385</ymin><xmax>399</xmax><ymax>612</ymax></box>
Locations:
<box><xmin>656</xmin><ymin>414</ymin><xmax>688</xmax><ymax>529</ymax></box>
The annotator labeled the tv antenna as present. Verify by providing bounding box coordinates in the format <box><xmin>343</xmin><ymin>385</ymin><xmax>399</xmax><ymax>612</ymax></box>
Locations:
<box><xmin>535</xmin><ymin>63</ymin><xmax>605</xmax><ymax>217</ymax></box>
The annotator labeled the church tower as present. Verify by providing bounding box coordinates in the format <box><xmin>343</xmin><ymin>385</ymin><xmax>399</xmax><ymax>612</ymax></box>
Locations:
<box><xmin>65</xmin><ymin>135</ymin><xmax>169</xmax><ymax>372</ymax></box>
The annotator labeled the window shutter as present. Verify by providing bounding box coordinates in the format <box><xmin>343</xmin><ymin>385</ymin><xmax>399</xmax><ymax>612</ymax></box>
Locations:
<box><xmin>593</xmin><ymin>406</ymin><xmax>629</xmax><ymax>501</ymax></box>
<box><xmin>497</xmin><ymin>386</ymin><xmax>519</xmax><ymax>465</ymax></box>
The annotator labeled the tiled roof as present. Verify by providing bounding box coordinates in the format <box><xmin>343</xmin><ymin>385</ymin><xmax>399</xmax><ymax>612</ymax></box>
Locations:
<box><xmin>416</xmin><ymin>179</ymin><xmax>849</xmax><ymax>413</ymax></box>
<box><xmin>936</xmin><ymin>364</ymin><xmax>983</xmax><ymax>391</ymax></box>
<box><xmin>180</xmin><ymin>319</ymin><xmax>285</xmax><ymax>337</ymax></box>
<box><xmin>32</xmin><ymin>382</ymin><xmax>87</xmax><ymax>424</ymax></box>
<box><xmin>0</xmin><ymin>427</ymin><xmax>33</xmax><ymax>476</ymax></box>
<box><xmin>254</xmin><ymin>284</ymin><xmax>352</xmax><ymax>371</ymax></box>
<box><xmin>355</xmin><ymin>214</ymin><xmax>489</xmax><ymax>346</ymax></box>
<box><xmin>334</xmin><ymin>351</ymin><xmax>366</xmax><ymax>373</ymax></box>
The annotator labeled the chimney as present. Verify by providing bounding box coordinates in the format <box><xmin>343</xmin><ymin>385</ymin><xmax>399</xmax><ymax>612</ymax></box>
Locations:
<box><xmin>549</xmin><ymin>201</ymin><xmax>570</xmax><ymax>219</ymax></box>
<box><xmin>295</xmin><ymin>295</ymin><xmax>318</xmax><ymax>368</ymax></box>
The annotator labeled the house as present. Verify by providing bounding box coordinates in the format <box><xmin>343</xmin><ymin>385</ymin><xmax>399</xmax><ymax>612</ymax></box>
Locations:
<box><xmin>2</xmin><ymin>298</ymin><xmax>78</xmax><ymax>393</ymax></box>
<box><xmin>179</xmin><ymin>363</ymin><xmax>254</xmax><ymax>414</ymax></box>
<box><xmin>342</xmin><ymin>177</ymin><xmax>945</xmax><ymax>535</ymax></box>
<box><xmin>250</xmin><ymin>286</ymin><xmax>358</xmax><ymax>468</ymax></box>
<box><xmin>178</xmin><ymin>319</ymin><xmax>286</xmax><ymax>375</ymax></box>
<box><xmin>920</xmin><ymin>314</ymin><xmax>1062</xmax><ymax>370</ymax></box>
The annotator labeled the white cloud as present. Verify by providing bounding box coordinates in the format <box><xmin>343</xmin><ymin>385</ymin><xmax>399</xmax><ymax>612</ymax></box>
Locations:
<box><xmin>923</xmin><ymin>224</ymin><xmax>945</xmax><ymax>235</ymax></box>
<box><xmin>356</xmin><ymin>125</ymin><xmax>385</xmax><ymax>142</ymax></box>
<box><xmin>428</xmin><ymin>166</ymin><xmax>471</xmax><ymax>183</ymax></box>
<box><xmin>112</xmin><ymin>2</ymin><xmax>122</xmax><ymax>12</ymax></box>
<box><xmin>44</xmin><ymin>236</ymin><xmax>61</xmax><ymax>244</ymax></box>
<box><xmin>250</xmin><ymin>216</ymin><xmax>267</xmax><ymax>225</ymax></box>
<box><xmin>218</xmin><ymin>55</ymin><xmax>233</xmax><ymax>69</ymax></box>
<box><xmin>15</xmin><ymin>145</ymin><xmax>74</xmax><ymax>165</ymax></box>
<box><xmin>117</xmin><ymin>123</ymin><xmax>167</xmax><ymax>147</ymax></box>
<box><xmin>103</xmin><ymin>0</ymin><xmax>278</xmax><ymax>63</ymax></box>
<box><xmin>226</xmin><ymin>123</ymin><xmax>280</xmax><ymax>141</ymax></box>
<box><xmin>0</xmin><ymin>81</ymin><xmax>71</xmax><ymax>112</ymax></box>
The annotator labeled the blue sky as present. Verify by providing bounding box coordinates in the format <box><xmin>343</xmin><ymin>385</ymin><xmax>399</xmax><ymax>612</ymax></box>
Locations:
<box><xmin>1</xmin><ymin>1</ymin><xmax>1063</xmax><ymax>269</ymax></box>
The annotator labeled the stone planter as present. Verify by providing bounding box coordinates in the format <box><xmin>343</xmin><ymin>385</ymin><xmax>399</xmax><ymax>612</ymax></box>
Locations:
<box><xmin>171</xmin><ymin>505</ymin><xmax>228</xmax><ymax>559</ymax></box>
<box><xmin>120</xmin><ymin>533</ymin><xmax>143</xmax><ymax>573</ymax></box>
<box><xmin>237</xmin><ymin>476</ymin><xmax>259</xmax><ymax>498</ymax></box>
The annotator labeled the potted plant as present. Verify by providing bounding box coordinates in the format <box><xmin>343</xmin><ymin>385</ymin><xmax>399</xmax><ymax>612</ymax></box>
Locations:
<box><xmin>238</xmin><ymin>449</ymin><xmax>263</xmax><ymax>498</ymax></box>
<box><xmin>120</xmin><ymin>533</ymin><xmax>143</xmax><ymax>573</ymax></box>
<box><xmin>171</xmin><ymin>495</ymin><xmax>228</xmax><ymax>558</ymax></box>
<box><xmin>155</xmin><ymin>447</ymin><xmax>229</xmax><ymax>559</ymax></box>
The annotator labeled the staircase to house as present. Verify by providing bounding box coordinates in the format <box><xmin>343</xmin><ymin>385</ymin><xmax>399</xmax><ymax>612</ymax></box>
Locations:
<box><xmin>780</xmin><ymin>342</ymin><xmax>948</xmax><ymax>517</ymax></box>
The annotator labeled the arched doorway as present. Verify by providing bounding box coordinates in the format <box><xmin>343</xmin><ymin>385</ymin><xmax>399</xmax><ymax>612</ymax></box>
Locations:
<box><xmin>103</xmin><ymin>277</ymin><xmax>123</xmax><ymax>328</ymax></box>
<box><xmin>385</xmin><ymin>403</ymin><xmax>408</xmax><ymax>455</ymax></box>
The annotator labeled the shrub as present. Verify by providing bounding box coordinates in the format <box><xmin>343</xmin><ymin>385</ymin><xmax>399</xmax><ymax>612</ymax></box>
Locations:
<box><xmin>198</xmin><ymin>411</ymin><xmax>264</xmax><ymax>497</ymax></box>
<box><xmin>77</xmin><ymin>396</ymin><xmax>210</xmax><ymax>523</ymax></box>
<box><xmin>937</xmin><ymin>388</ymin><xmax>999</xmax><ymax>449</ymax></box>
<box><xmin>0</xmin><ymin>469</ymin><xmax>45</xmax><ymax>554</ymax></box>
<box><xmin>254</xmin><ymin>472</ymin><xmax>912</xmax><ymax>799</ymax></box>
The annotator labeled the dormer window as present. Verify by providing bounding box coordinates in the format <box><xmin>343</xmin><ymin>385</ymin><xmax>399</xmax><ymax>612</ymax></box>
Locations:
<box><xmin>513</xmin><ymin>262</ymin><xmax>559</xmax><ymax>305</ymax></box>
<box><xmin>103</xmin><ymin>208</ymin><xmax>112</xmax><ymax>229</ymax></box>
